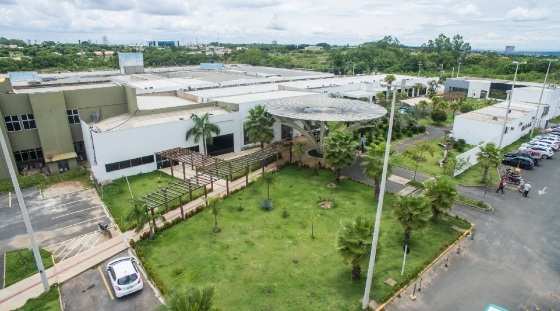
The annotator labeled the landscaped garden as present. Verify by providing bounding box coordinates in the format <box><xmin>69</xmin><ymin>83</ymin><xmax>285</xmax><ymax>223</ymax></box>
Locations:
<box><xmin>101</xmin><ymin>171</ymin><xmax>204</xmax><ymax>231</ymax></box>
<box><xmin>16</xmin><ymin>286</ymin><xmax>60</xmax><ymax>311</ymax></box>
<box><xmin>4</xmin><ymin>248</ymin><xmax>54</xmax><ymax>287</ymax></box>
<box><xmin>135</xmin><ymin>166</ymin><xmax>469</xmax><ymax>310</ymax></box>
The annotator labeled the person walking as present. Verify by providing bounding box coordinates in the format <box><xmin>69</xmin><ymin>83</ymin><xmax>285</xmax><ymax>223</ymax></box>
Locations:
<box><xmin>522</xmin><ymin>183</ymin><xmax>532</xmax><ymax>197</ymax></box>
<box><xmin>496</xmin><ymin>177</ymin><xmax>505</xmax><ymax>194</ymax></box>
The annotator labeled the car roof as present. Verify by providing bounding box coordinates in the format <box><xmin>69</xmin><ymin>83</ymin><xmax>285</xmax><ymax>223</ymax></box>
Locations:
<box><xmin>108</xmin><ymin>257</ymin><xmax>136</xmax><ymax>278</ymax></box>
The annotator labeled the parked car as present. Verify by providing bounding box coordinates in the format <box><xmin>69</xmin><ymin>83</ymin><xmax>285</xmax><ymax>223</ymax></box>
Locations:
<box><xmin>519</xmin><ymin>145</ymin><xmax>553</xmax><ymax>159</ymax></box>
<box><xmin>502</xmin><ymin>155</ymin><xmax>535</xmax><ymax>170</ymax></box>
<box><xmin>504</xmin><ymin>152</ymin><xmax>539</xmax><ymax>166</ymax></box>
<box><xmin>528</xmin><ymin>140</ymin><xmax>559</xmax><ymax>151</ymax></box>
<box><xmin>106</xmin><ymin>257</ymin><xmax>144</xmax><ymax>298</ymax></box>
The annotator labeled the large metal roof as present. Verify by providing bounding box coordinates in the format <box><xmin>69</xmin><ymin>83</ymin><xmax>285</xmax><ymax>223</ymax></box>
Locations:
<box><xmin>265</xmin><ymin>95</ymin><xmax>387</xmax><ymax>122</ymax></box>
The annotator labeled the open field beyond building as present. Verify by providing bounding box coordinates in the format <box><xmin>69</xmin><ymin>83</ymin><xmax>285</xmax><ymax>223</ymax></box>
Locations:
<box><xmin>135</xmin><ymin>166</ymin><xmax>469</xmax><ymax>310</ymax></box>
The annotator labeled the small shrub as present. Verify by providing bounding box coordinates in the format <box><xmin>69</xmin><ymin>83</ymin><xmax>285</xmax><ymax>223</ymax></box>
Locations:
<box><xmin>237</xmin><ymin>205</ymin><xmax>244</xmax><ymax>212</ymax></box>
<box><xmin>282</xmin><ymin>209</ymin><xmax>290</xmax><ymax>218</ymax></box>
<box><xmin>431</xmin><ymin>110</ymin><xmax>447</xmax><ymax>123</ymax></box>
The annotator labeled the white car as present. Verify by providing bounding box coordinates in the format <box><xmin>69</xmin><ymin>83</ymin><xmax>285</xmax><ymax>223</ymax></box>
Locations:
<box><xmin>519</xmin><ymin>145</ymin><xmax>553</xmax><ymax>159</ymax></box>
<box><xmin>529</xmin><ymin>140</ymin><xmax>559</xmax><ymax>151</ymax></box>
<box><xmin>106</xmin><ymin>257</ymin><xmax>144</xmax><ymax>298</ymax></box>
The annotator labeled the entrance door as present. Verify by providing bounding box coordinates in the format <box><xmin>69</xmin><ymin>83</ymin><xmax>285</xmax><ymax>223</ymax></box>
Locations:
<box><xmin>207</xmin><ymin>134</ymin><xmax>234</xmax><ymax>156</ymax></box>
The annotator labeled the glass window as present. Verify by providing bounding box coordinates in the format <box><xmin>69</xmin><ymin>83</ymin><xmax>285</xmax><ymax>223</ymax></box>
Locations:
<box><xmin>4</xmin><ymin>115</ymin><xmax>21</xmax><ymax>132</ymax></box>
<box><xmin>141</xmin><ymin>155</ymin><xmax>154</xmax><ymax>164</ymax></box>
<box><xmin>67</xmin><ymin>109</ymin><xmax>80</xmax><ymax>124</ymax></box>
<box><xmin>20</xmin><ymin>114</ymin><xmax>36</xmax><ymax>130</ymax></box>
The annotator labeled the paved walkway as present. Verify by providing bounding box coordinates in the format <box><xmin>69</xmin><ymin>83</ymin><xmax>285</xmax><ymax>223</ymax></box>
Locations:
<box><xmin>0</xmin><ymin>236</ymin><xmax>128</xmax><ymax>310</ymax></box>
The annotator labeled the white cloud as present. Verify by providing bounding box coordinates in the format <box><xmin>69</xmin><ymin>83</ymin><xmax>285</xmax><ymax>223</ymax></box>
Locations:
<box><xmin>506</xmin><ymin>6</ymin><xmax>548</xmax><ymax>22</ymax></box>
<box><xmin>0</xmin><ymin>0</ymin><xmax>558</xmax><ymax>50</ymax></box>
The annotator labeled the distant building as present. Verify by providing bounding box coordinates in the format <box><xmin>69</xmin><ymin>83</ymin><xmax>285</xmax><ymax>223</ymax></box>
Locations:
<box><xmin>505</xmin><ymin>46</ymin><xmax>515</xmax><ymax>54</ymax></box>
<box><xmin>148</xmin><ymin>40</ymin><xmax>180</xmax><ymax>47</ymax></box>
<box><xmin>118</xmin><ymin>52</ymin><xmax>144</xmax><ymax>75</ymax></box>
<box><xmin>304</xmin><ymin>45</ymin><xmax>323</xmax><ymax>52</ymax></box>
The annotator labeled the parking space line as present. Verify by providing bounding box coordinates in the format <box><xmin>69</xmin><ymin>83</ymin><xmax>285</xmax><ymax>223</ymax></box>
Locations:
<box><xmin>51</xmin><ymin>206</ymin><xmax>101</xmax><ymax>220</ymax></box>
<box><xmin>50</xmin><ymin>198</ymin><xmax>90</xmax><ymax>209</ymax></box>
<box><xmin>98</xmin><ymin>266</ymin><xmax>115</xmax><ymax>300</ymax></box>
<box><xmin>56</xmin><ymin>215</ymin><xmax>107</xmax><ymax>231</ymax></box>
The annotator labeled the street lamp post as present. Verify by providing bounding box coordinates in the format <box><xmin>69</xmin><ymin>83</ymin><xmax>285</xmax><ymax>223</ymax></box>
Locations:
<box><xmin>530</xmin><ymin>60</ymin><xmax>553</xmax><ymax>137</ymax></box>
<box><xmin>456</xmin><ymin>61</ymin><xmax>462</xmax><ymax>78</ymax></box>
<box><xmin>417</xmin><ymin>62</ymin><xmax>422</xmax><ymax>78</ymax></box>
<box><xmin>0</xmin><ymin>130</ymin><xmax>49</xmax><ymax>291</ymax></box>
<box><xmin>361</xmin><ymin>88</ymin><xmax>397</xmax><ymax>309</ymax></box>
<box><xmin>498</xmin><ymin>61</ymin><xmax>521</xmax><ymax>148</ymax></box>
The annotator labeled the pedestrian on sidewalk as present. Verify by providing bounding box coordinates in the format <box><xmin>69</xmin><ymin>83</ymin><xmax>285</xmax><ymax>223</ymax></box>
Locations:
<box><xmin>522</xmin><ymin>182</ymin><xmax>532</xmax><ymax>197</ymax></box>
<box><xmin>496</xmin><ymin>177</ymin><xmax>505</xmax><ymax>194</ymax></box>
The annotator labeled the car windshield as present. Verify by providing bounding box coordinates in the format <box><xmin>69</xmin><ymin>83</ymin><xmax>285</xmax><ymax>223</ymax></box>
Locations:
<box><xmin>117</xmin><ymin>273</ymin><xmax>138</xmax><ymax>285</ymax></box>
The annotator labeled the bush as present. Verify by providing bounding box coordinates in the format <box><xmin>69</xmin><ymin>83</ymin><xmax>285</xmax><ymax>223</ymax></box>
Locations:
<box><xmin>282</xmin><ymin>209</ymin><xmax>290</xmax><ymax>218</ymax></box>
<box><xmin>416</xmin><ymin>125</ymin><xmax>426</xmax><ymax>133</ymax></box>
<box><xmin>452</xmin><ymin>138</ymin><xmax>467</xmax><ymax>152</ymax></box>
<box><xmin>460</xmin><ymin>102</ymin><xmax>474</xmax><ymax>113</ymax></box>
<box><xmin>431</xmin><ymin>110</ymin><xmax>448</xmax><ymax>123</ymax></box>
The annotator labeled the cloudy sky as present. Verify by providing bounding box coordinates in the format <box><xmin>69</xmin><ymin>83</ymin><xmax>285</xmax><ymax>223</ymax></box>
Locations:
<box><xmin>0</xmin><ymin>0</ymin><xmax>558</xmax><ymax>50</ymax></box>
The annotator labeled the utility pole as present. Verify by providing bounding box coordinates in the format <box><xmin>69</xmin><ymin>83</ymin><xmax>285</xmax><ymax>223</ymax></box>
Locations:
<box><xmin>456</xmin><ymin>61</ymin><xmax>462</xmax><ymax>78</ymax></box>
<box><xmin>0</xmin><ymin>131</ymin><xmax>49</xmax><ymax>291</ymax></box>
<box><xmin>530</xmin><ymin>60</ymin><xmax>553</xmax><ymax>137</ymax></box>
<box><xmin>417</xmin><ymin>62</ymin><xmax>422</xmax><ymax>77</ymax></box>
<box><xmin>498</xmin><ymin>61</ymin><xmax>521</xmax><ymax>148</ymax></box>
<box><xmin>361</xmin><ymin>88</ymin><xmax>397</xmax><ymax>309</ymax></box>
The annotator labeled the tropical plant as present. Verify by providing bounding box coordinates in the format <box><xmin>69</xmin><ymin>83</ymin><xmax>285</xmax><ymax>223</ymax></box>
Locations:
<box><xmin>292</xmin><ymin>141</ymin><xmax>306</xmax><ymax>166</ymax></box>
<box><xmin>416</xmin><ymin>100</ymin><xmax>430</xmax><ymax>117</ymax></box>
<box><xmin>127</xmin><ymin>200</ymin><xmax>165</xmax><ymax>237</ymax></box>
<box><xmin>245</xmin><ymin>105</ymin><xmax>275</xmax><ymax>149</ymax></box>
<box><xmin>336</xmin><ymin>216</ymin><xmax>372</xmax><ymax>280</ymax></box>
<box><xmin>324</xmin><ymin>130</ymin><xmax>357</xmax><ymax>182</ymax></box>
<box><xmin>477</xmin><ymin>143</ymin><xmax>502</xmax><ymax>184</ymax></box>
<box><xmin>162</xmin><ymin>287</ymin><xmax>217</xmax><ymax>311</ymax></box>
<box><xmin>393</xmin><ymin>196</ymin><xmax>432</xmax><ymax>250</ymax></box>
<box><xmin>404</xmin><ymin>142</ymin><xmax>437</xmax><ymax>181</ymax></box>
<box><xmin>448</xmin><ymin>100</ymin><xmax>461</xmax><ymax>121</ymax></box>
<box><xmin>384</xmin><ymin>74</ymin><xmax>396</xmax><ymax>87</ymax></box>
<box><xmin>425</xmin><ymin>176</ymin><xmax>458</xmax><ymax>218</ymax></box>
<box><xmin>262</xmin><ymin>171</ymin><xmax>275</xmax><ymax>201</ymax></box>
<box><xmin>210</xmin><ymin>199</ymin><xmax>220</xmax><ymax>233</ymax></box>
<box><xmin>186</xmin><ymin>113</ymin><xmax>220</xmax><ymax>155</ymax></box>
<box><xmin>431</xmin><ymin>109</ymin><xmax>448</xmax><ymax>124</ymax></box>
<box><xmin>361</xmin><ymin>143</ymin><xmax>391</xmax><ymax>199</ymax></box>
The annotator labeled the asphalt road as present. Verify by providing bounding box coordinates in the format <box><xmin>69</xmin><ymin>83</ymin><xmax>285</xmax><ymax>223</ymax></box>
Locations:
<box><xmin>387</xmin><ymin>156</ymin><xmax>560</xmax><ymax>310</ymax></box>
<box><xmin>0</xmin><ymin>188</ymin><xmax>111</xmax><ymax>253</ymax></box>
<box><xmin>61</xmin><ymin>250</ymin><xmax>161</xmax><ymax>311</ymax></box>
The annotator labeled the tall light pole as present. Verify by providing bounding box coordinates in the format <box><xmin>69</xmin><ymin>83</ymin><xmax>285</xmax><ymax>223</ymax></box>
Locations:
<box><xmin>498</xmin><ymin>61</ymin><xmax>521</xmax><ymax>148</ymax></box>
<box><xmin>0</xmin><ymin>130</ymin><xmax>49</xmax><ymax>291</ymax></box>
<box><xmin>530</xmin><ymin>60</ymin><xmax>553</xmax><ymax>137</ymax></box>
<box><xmin>361</xmin><ymin>87</ymin><xmax>397</xmax><ymax>309</ymax></box>
<box><xmin>456</xmin><ymin>61</ymin><xmax>462</xmax><ymax>78</ymax></box>
<box><xmin>417</xmin><ymin>62</ymin><xmax>422</xmax><ymax>78</ymax></box>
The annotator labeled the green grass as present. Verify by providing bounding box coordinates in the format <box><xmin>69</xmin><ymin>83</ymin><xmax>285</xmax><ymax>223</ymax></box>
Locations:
<box><xmin>0</xmin><ymin>167</ymin><xmax>90</xmax><ymax>194</ymax></box>
<box><xmin>5</xmin><ymin>249</ymin><xmax>54</xmax><ymax>287</ymax></box>
<box><xmin>135</xmin><ymin>166</ymin><xmax>468</xmax><ymax>309</ymax></box>
<box><xmin>101</xmin><ymin>171</ymin><xmax>202</xmax><ymax>231</ymax></box>
<box><xmin>417</xmin><ymin>111</ymin><xmax>455</xmax><ymax>128</ymax></box>
<box><xmin>392</xmin><ymin>139</ymin><xmax>445</xmax><ymax>177</ymax></box>
<box><xmin>16</xmin><ymin>285</ymin><xmax>60</xmax><ymax>311</ymax></box>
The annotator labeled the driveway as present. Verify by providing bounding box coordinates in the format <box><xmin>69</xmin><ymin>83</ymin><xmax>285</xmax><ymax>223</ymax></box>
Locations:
<box><xmin>0</xmin><ymin>184</ymin><xmax>112</xmax><ymax>260</ymax></box>
<box><xmin>386</xmin><ymin>156</ymin><xmax>560</xmax><ymax>310</ymax></box>
<box><xmin>60</xmin><ymin>250</ymin><xmax>161</xmax><ymax>311</ymax></box>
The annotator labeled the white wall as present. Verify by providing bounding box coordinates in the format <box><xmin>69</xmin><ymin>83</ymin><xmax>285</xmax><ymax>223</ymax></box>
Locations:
<box><xmin>467</xmin><ymin>80</ymin><xmax>491</xmax><ymax>99</ymax></box>
<box><xmin>513</xmin><ymin>87</ymin><xmax>560</xmax><ymax>125</ymax></box>
<box><xmin>83</xmin><ymin>112</ymin><xmax>241</xmax><ymax>182</ymax></box>
<box><xmin>452</xmin><ymin>114</ymin><xmax>533</xmax><ymax>147</ymax></box>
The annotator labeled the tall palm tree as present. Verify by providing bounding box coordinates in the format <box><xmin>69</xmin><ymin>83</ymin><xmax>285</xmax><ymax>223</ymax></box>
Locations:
<box><xmin>186</xmin><ymin>113</ymin><xmax>220</xmax><ymax>155</ymax></box>
<box><xmin>477</xmin><ymin>143</ymin><xmax>502</xmax><ymax>184</ymax></box>
<box><xmin>337</xmin><ymin>216</ymin><xmax>372</xmax><ymax>280</ymax></box>
<box><xmin>163</xmin><ymin>287</ymin><xmax>217</xmax><ymax>311</ymax></box>
<box><xmin>361</xmin><ymin>143</ymin><xmax>391</xmax><ymax>200</ymax></box>
<box><xmin>126</xmin><ymin>200</ymin><xmax>164</xmax><ymax>237</ymax></box>
<box><xmin>324</xmin><ymin>130</ymin><xmax>357</xmax><ymax>182</ymax></box>
<box><xmin>245</xmin><ymin>105</ymin><xmax>274</xmax><ymax>149</ymax></box>
<box><xmin>425</xmin><ymin>176</ymin><xmax>457</xmax><ymax>218</ymax></box>
<box><xmin>393</xmin><ymin>196</ymin><xmax>432</xmax><ymax>251</ymax></box>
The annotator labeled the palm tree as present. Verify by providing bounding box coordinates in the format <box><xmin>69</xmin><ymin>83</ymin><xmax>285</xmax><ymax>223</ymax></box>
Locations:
<box><xmin>186</xmin><ymin>113</ymin><xmax>220</xmax><ymax>155</ymax></box>
<box><xmin>126</xmin><ymin>200</ymin><xmax>164</xmax><ymax>237</ymax></box>
<box><xmin>262</xmin><ymin>171</ymin><xmax>275</xmax><ymax>201</ymax></box>
<box><xmin>210</xmin><ymin>199</ymin><xmax>220</xmax><ymax>233</ymax></box>
<box><xmin>416</xmin><ymin>100</ymin><xmax>430</xmax><ymax>117</ymax></box>
<box><xmin>477</xmin><ymin>143</ymin><xmax>502</xmax><ymax>184</ymax></box>
<box><xmin>393</xmin><ymin>196</ymin><xmax>432</xmax><ymax>251</ymax></box>
<box><xmin>384</xmin><ymin>74</ymin><xmax>396</xmax><ymax>88</ymax></box>
<box><xmin>245</xmin><ymin>105</ymin><xmax>274</xmax><ymax>149</ymax></box>
<box><xmin>337</xmin><ymin>216</ymin><xmax>372</xmax><ymax>280</ymax></box>
<box><xmin>404</xmin><ymin>142</ymin><xmax>437</xmax><ymax>181</ymax></box>
<box><xmin>425</xmin><ymin>176</ymin><xmax>457</xmax><ymax>218</ymax></box>
<box><xmin>163</xmin><ymin>287</ymin><xmax>216</xmax><ymax>311</ymax></box>
<box><xmin>361</xmin><ymin>143</ymin><xmax>391</xmax><ymax>199</ymax></box>
<box><xmin>448</xmin><ymin>100</ymin><xmax>461</xmax><ymax>122</ymax></box>
<box><xmin>324</xmin><ymin>130</ymin><xmax>357</xmax><ymax>182</ymax></box>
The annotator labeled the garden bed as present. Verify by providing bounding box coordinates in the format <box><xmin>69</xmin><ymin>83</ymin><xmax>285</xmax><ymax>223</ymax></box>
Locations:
<box><xmin>135</xmin><ymin>166</ymin><xmax>469</xmax><ymax>309</ymax></box>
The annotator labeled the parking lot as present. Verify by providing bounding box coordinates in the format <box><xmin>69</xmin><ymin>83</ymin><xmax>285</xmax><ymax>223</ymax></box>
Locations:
<box><xmin>0</xmin><ymin>183</ymin><xmax>112</xmax><ymax>260</ymax></box>
<box><xmin>61</xmin><ymin>250</ymin><xmax>161</xmax><ymax>311</ymax></box>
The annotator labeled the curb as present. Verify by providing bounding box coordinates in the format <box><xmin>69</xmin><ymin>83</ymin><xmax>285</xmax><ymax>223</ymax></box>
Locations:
<box><xmin>374</xmin><ymin>223</ymin><xmax>474</xmax><ymax>311</ymax></box>
<box><xmin>2</xmin><ymin>251</ymin><xmax>5</xmax><ymax>289</ymax></box>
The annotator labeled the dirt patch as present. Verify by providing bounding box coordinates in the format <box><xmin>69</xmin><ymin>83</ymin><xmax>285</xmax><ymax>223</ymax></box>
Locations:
<box><xmin>319</xmin><ymin>200</ymin><xmax>333</xmax><ymax>209</ymax></box>
<box><xmin>43</xmin><ymin>181</ymin><xmax>88</xmax><ymax>198</ymax></box>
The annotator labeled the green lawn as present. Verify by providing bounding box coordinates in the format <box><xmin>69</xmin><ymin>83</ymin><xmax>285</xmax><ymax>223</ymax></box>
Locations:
<box><xmin>101</xmin><ymin>171</ymin><xmax>203</xmax><ymax>231</ymax></box>
<box><xmin>135</xmin><ymin>166</ymin><xmax>469</xmax><ymax>310</ymax></box>
<box><xmin>5</xmin><ymin>249</ymin><xmax>54</xmax><ymax>287</ymax></box>
<box><xmin>392</xmin><ymin>139</ymin><xmax>446</xmax><ymax>178</ymax></box>
<box><xmin>16</xmin><ymin>285</ymin><xmax>60</xmax><ymax>311</ymax></box>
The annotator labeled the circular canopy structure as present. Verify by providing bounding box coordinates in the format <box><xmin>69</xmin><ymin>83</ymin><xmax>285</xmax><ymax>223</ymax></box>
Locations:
<box><xmin>265</xmin><ymin>95</ymin><xmax>387</xmax><ymax>122</ymax></box>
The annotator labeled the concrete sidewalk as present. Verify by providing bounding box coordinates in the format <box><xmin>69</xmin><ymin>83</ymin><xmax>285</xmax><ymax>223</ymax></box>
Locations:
<box><xmin>0</xmin><ymin>236</ymin><xmax>128</xmax><ymax>311</ymax></box>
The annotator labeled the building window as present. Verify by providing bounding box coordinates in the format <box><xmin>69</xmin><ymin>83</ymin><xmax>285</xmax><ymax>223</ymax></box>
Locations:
<box><xmin>14</xmin><ymin>148</ymin><xmax>43</xmax><ymax>164</ymax></box>
<box><xmin>67</xmin><ymin>109</ymin><xmax>80</xmax><ymax>124</ymax></box>
<box><xmin>105</xmin><ymin>155</ymin><xmax>155</xmax><ymax>172</ymax></box>
<box><xmin>20</xmin><ymin>114</ymin><xmax>36</xmax><ymax>130</ymax></box>
<box><xmin>4</xmin><ymin>115</ymin><xmax>22</xmax><ymax>132</ymax></box>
